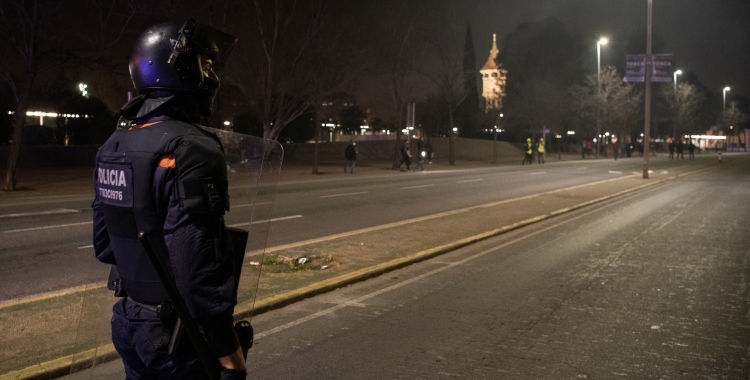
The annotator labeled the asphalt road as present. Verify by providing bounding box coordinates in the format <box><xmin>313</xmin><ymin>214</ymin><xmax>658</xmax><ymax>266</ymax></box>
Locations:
<box><xmin>69</xmin><ymin>154</ymin><xmax>750</xmax><ymax>379</ymax></box>
<box><xmin>0</xmin><ymin>154</ymin><xmax>724</xmax><ymax>302</ymax></box>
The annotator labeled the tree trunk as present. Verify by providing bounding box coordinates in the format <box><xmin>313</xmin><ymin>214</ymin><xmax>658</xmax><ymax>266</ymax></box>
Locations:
<box><xmin>392</xmin><ymin>128</ymin><xmax>402</xmax><ymax>169</ymax></box>
<box><xmin>448</xmin><ymin>107</ymin><xmax>455</xmax><ymax>166</ymax></box>
<box><xmin>312</xmin><ymin>109</ymin><xmax>321</xmax><ymax>174</ymax></box>
<box><xmin>4</xmin><ymin>84</ymin><xmax>31</xmax><ymax>191</ymax></box>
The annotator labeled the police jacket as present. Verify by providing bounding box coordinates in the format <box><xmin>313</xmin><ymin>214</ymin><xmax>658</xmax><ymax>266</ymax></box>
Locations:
<box><xmin>92</xmin><ymin>117</ymin><xmax>240</xmax><ymax>357</ymax></box>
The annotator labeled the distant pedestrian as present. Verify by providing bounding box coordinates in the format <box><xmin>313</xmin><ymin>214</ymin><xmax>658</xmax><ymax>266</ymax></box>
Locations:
<box><xmin>424</xmin><ymin>140</ymin><xmax>434</xmax><ymax>163</ymax></box>
<box><xmin>536</xmin><ymin>137</ymin><xmax>545</xmax><ymax>164</ymax></box>
<box><xmin>688</xmin><ymin>141</ymin><xmax>696</xmax><ymax>160</ymax></box>
<box><xmin>581</xmin><ymin>140</ymin><xmax>586</xmax><ymax>159</ymax></box>
<box><xmin>344</xmin><ymin>140</ymin><xmax>358</xmax><ymax>174</ymax></box>
<box><xmin>398</xmin><ymin>143</ymin><xmax>411</xmax><ymax>171</ymax></box>
<box><xmin>523</xmin><ymin>138</ymin><xmax>534</xmax><ymax>165</ymax></box>
<box><xmin>586</xmin><ymin>140</ymin><xmax>593</xmax><ymax>158</ymax></box>
<box><xmin>669</xmin><ymin>140</ymin><xmax>675</xmax><ymax>160</ymax></box>
<box><xmin>416</xmin><ymin>150</ymin><xmax>426</xmax><ymax>171</ymax></box>
<box><xmin>676</xmin><ymin>140</ymin><xmax>684</xmax><ymax>159</ymax></box>
<box><xmin>612</xmin><ymin>141</ymin><xmax>620</xmax><ymax>160</ymax></box>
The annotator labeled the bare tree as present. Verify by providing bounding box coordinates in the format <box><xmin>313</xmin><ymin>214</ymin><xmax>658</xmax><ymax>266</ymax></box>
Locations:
<box><xmin>721</xmin><ymin>101</ymin><xmax>748</xmax><ymax>150</ymax></box>
<box><xmin>570</xmin><ymin>66</ymin><xmax>640</xmax><ymax>142</ymax></box>
<box><xmin>0</xmin><ymin>0</ymin><xmax>154</xmax><ymax>191</ymax></box>
<box><xmin>0</xmin><ymin>1</ymin><xmax>67</xmax><ymax>191</ymax></box>
<box><xmin>369</xmin><ymin>11</ymin><xmax>424</xmax><ymax>169</ymax></box>
<box><xmin>236</xmin><ymin>0</ymin><xmax>330</xmax><ymax>141</ymax></box>
<box><xmin>422</xmin><ymin>30</ymin><xmax>466</xmax><ymax>166</ymax></box>
<box><xmin>663</xmin><ymin>82</ymin><xmax>705</xmax><ymax>138</ymax></box>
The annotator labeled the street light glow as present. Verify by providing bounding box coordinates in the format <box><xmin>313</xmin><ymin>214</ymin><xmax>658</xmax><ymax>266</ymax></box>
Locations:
<box><xmin>675</xmin><ymin>70</ymin><xmax>682</xmax><ymax>75</ymax></box>
<box><xmin>724</xmin><ymin>87</ymin><xmax>731</xmax><ymax>92</ymax></box>
<box><xmin>598</xmin><ymin>38</ymin><xmax>608</xmax><ymax>45</ymax></box>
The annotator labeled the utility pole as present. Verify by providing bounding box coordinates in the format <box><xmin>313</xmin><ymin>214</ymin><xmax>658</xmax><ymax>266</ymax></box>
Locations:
<box><xmin>673</xmin><ymin>70</ymin><xmax>682</xmax><ymax>141</ymax></box>
<box><xmin>642</xmin><ymin>0</ymin><xmax>653</xmax><ymax>179</ymax></box>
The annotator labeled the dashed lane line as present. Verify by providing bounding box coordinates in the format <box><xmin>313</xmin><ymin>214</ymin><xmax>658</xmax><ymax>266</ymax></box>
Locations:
<box><xmin>529</xmin><ymin>171</ymin><xmax>546</xmax><ymax>175</ymax></box>
<box><xmin>227</xmin><ymin>215</ymin><xmax>304</xmax><ymax>227</ymax></box>
<box><xmin>401</xmin><ymin>184</ymin><xmax>435</xmax><ymax>190</ymax></box>
<box><xmin>0</xmin><ymin>208</ymin><xmax>80</xmax><ymax>218</ymax></box>
<box><xmin>457</xmin><ymin>179</ymin><xmax>483</xmax><ymax>183</ymax></box>
<box><xmin>4</xmin><ymin>221</ymin><xmax>92</xmax><ymax>234</ymax></box>
<box><xmin>319</xmin><ymin>191</ymin><xmax>369</xmax><ymax>198</ymax></box>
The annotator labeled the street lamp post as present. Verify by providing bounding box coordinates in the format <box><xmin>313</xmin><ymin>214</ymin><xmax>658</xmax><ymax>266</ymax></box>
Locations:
<box><xmin>596</xmin><ymin>38</ymin><xmax>608</xmax><ymax>158</ymax></box>
<box><xmin>642</xmin><ymin>0</ymin><xmax>652</xmax><ymax>179</ymax></box>
<box><xmin>723</xmin><ymin>86</ymin><xmax>731</xmax><ymax>152</ymax></box>
<box><xmin>672</xmin><ymin>70</ymin><xmax>682</xmax><ymax>140</ymax></box>
<box><xmin>493</xmin><ymin>113</ymin><xmax>503</xmax><ymax>164</ymax></box>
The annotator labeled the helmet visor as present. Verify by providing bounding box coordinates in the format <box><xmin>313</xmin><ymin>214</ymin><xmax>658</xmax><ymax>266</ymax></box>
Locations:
<box><xmin>180</xmin><ymin>20</ymin><xmax>238</xmax><ymax>69</ymax></box>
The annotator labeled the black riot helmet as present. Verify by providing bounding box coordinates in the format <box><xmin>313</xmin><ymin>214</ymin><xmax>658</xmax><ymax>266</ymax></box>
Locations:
<box><xmin>129</xmin><ymin>19</ymin><xmax>237</xmax><ymax>93</ymax></box>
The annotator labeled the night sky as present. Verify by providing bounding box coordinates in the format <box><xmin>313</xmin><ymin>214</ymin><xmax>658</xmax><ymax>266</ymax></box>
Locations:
<box><xmin>451</xmin><ymin>0</ymin><xmax>750</xmax><ymax>97</ymax></box>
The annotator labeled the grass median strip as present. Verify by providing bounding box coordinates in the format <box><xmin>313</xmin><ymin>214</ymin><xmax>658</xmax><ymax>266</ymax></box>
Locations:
<box><xmin>0</xmin><ymin>163</ymin><xmax>717</xmax><ymax>379</ymax></box>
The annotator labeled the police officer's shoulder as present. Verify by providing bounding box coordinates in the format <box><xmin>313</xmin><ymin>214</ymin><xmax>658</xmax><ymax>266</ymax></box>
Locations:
<box><xmin>171</xmin><ymin>124</ymin><xmax>229</xmax><ymax>215</ymax></box>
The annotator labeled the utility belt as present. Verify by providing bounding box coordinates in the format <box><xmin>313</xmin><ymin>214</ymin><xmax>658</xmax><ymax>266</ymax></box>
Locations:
<box><xmin>125</xmin><ymin>297</ymin><xmax>184</xmax><ymax>354</ymax></box>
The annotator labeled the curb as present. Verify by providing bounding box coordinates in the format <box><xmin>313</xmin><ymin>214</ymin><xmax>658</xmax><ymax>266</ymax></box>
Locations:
<box><xmin>0</xmin><ymin>164</ymin><xmax>717</xmax><ymax>380</ymax></box>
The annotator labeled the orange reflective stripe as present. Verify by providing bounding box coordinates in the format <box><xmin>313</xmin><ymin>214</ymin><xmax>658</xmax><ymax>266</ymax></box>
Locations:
<box><xmin>129</xmin><ymin>121</ymin><xmax>163</xmax><ymax>130</ymax></box>
<box><xmin>158</xmin><ymin>154</ymin><xmax>175</xmax><ymax>168</ymax></box>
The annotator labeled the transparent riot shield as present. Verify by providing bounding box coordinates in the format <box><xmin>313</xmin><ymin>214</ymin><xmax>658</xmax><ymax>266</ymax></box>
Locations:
<box><xmin>65</xmin><ymin>129</ymin><xmax>282</xmax><ymax>379</ymax></box>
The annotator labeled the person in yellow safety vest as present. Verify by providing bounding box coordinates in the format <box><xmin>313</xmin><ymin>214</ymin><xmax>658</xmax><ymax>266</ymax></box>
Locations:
<box><xmin>536</xmin><ymin>137</ymin><xmax>545</xmax><ymax>164</ymax></box>
<box><xmin>522</xmin><ymin>138</ymin><xmax>534</xmax><ymax>165</ymax></box>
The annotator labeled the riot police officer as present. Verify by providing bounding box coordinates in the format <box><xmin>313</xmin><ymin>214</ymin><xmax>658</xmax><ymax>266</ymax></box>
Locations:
<box><xmin>92</xmin><ymin>20</ymin><xmax>246</xmax><ymax>379</ymax></box>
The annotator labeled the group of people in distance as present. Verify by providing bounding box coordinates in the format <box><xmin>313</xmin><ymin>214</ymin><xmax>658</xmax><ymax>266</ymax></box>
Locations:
<box><xmin>668</xmin><ymin>139</ymin><xmax>696</xmax><ymax>160</ymax></box>
<box><xmin>344</xmin><ymin>138</ymin><xmax>434</xmax><ymax>174</ymax></box>
<box><xmin>522</xmin><ymin>137</ymin><xmax>546</xmax><ymax>165</ymax></box>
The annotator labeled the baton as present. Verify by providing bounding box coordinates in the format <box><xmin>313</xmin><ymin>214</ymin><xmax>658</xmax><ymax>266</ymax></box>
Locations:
<box><xmin>139</xmin><ymin>232</ymin><xmax>219</xmax><ymax>380</ymax></box>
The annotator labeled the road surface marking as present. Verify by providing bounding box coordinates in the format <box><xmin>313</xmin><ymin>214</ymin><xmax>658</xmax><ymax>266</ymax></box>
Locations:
<box><xmin>529</xmin><ymin>171</ymin><xmax>546</xmax><ymax>175</ymax></box>
<box><xmin>576</xmin><ymin>167</ymin><xmax>587</xmax><ymax>170</ymax></box>
<box><xmin>4</xmin><ymin>221</ymin><xmax>92</xmax><ymax>234</ymax></box>
<box><xmin>401</xmin><ymin>184</ymin><xmax>435</xmax><ymax>189</ymax></box>
<box><xmin>608</xmin><ymin>171</ymin><xmax>623</xmax><ymax>174</ymax></box>
<box><xmin>0</xmin><ymin>208</ymin><xmax>80</xmax><ymax>218</ymax></box>
<box><xmin>255</xmin><ymin>191</ymin><xmax>638</xmax><ymax>340</ymax></box>
<box><xmin>0</xmin><ymin>282</ymin><xmax>104</xmax><ymax>310</ymax></box>
<box><xmin>320</xmin><ymin>191</ymin><xmax>369</xmax><ymax>198</ymax></box>
<box><xmin>78</xmin><ymin>245</ymin><xmax>94</xmax><ymax>249</ymax></box>
<box><xmin>228</xmin><ymin>215</ymin><xmax>303</xmax><ymax>228</ymax></box>
<box><xmin>231</xmin><ymin>202</ymin><xmax>272</xmax><ymax>209</ymax></box>
<box><xmin>0</xmin><ymin>172</ymin><xmax>653</xmax><ymax>309</ymax></box>
<box><xmin>457</xmin><ymin>179</ymin><xmax>483</xmax><ymax>183</ymax></box>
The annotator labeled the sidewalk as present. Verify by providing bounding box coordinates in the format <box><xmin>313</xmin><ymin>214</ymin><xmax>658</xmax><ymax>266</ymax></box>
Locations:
<box><xmin>0</xmin><ymin>155</ymin><xmax>722</xmax><ymax>379</ymax></box>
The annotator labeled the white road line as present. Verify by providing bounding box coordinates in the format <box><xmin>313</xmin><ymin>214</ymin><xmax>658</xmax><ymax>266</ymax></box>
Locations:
<box><xmin>661</xmin><ymin>171</ymin><xmax>669</xmax><ymax>174</ymax></box>
<box><xmin>401</xmin><ymin>184</ymin><xmax>435</xmax><ymax>190</ymax></box>
<box><xmin>529</xmin><ymin>172</ymin><xmax>546</xmax><ymax>175</ymax></box>
<box><xmin>255</xmin><ymin>193</ymin><xmax>630</xmax><ymax>340</ymax></box>
<box><xmin>228</xmin><ymin>215</ymin><xmax>303</xmax><ymax>228</ymax></box>
<box><xmin>457</xmin><ymin>179</ymin><xmax>483</xmax><ymax>183</ymax></box>
<box><xmin>0</xmin><ymin>208</ymin><xmax>80</xmax><ymax>218</ymax></box>
<box><xmin>320</xmin><ymin>191</ymin><xmax>369</xmax><ymax>198</ymax></box>
<box><xmin>231</xmin><ymin>202</ymin><xmax>272</xmax><ymax>209</ymax></box>
<box><xmin>608</xmin><ymin>171</ymin><xmax>623</xmax><ymax>174</ymax></box>
<box><xmin>576</xmin><ymin>167</ymin><xmax>587</xmax><ymax>170</ymax></box>
<box><xmin>78</xmin><ymin>245</ymin><xmax>94</xmax><ymax>249</ymax></box>
<box><xmin>4</xmin><ymin>221</ymin><xmax>93</xmax><ymax>234</ymax></box>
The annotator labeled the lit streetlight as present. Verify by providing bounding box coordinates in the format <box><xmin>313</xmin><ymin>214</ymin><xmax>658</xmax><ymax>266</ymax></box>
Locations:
<box><xmin>672</xmin><ymin>70</ymin><xmax>682</xmax><ymax>140</ymax></box>
<box><xmin>596</xmin><ymin>38</ymin><xmax>608</xmax><ymax>158</ymax></box>
<box><xmin>723</xmin><ymin>86</ymin><xmax>731</xmax><ymax>111</ymax></box>
<box><xmin>78</xmin><ymin>83</ymin><xmax>88</xmax><ymax>98</ymax></box>
<box><xmin>723</xmin><ymin>86</ymin><xmax>731</xmax><ymax>152</ymax></box>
